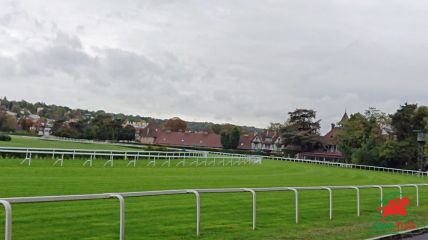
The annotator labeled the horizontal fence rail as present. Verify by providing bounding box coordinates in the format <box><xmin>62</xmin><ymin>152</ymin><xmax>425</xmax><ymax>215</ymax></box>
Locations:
<box><xmin>264</xmin><ymin>156</ymin><xmax>428</xmax><ymax>177</ymax></box>
<box><xmin>0</xmin><ymin>147</ymin><xmax>262</xmax><ymax>167</ymax></box>
<box><xmin>1</xmin><ymin>184</ymin><xmax>428</xmax><ymax>240</ymax></box>
<box><xmin>206</xmin><ymin>151</ymin><xmax>428</xmax><ymax>177</ymax></box>
<box><xmin>0</xmin><ymin>147</ymin><xmax>425</xmax><ymax>176</ymax></box>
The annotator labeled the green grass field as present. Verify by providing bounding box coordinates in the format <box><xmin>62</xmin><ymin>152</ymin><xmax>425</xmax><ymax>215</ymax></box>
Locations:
<box><xmin>0</xmin><ymin>135</ymin><xmax>138</xmax><ymax>150</ymax></box>
<box><xmin>0</xmin><ymin>137</ymin><xmax>428</xmax><ymax>239</ymax></box>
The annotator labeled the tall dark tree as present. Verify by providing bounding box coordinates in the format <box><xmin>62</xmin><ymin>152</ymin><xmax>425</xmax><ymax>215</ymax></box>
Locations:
<box><xmin>280</xmin><ymin>109</ymin><xmax>322</xmax><ymax>152</ymax></box>
<box><xmin>385</xmin><ymin>104</ymin><xmax>428</xmax><ymax>169</ymax></box>
<box><xmin>119</xmin><ymin>125</ymin><xmax>136</xmax><ymax>141</ymax></box>
<box><xmin>111</xmin><ymin>118</ymin><xmax>124</xmax><ymax>141</ymax></box>
<box><xmin>164</xmin><ymin>117</ymin><xmax>187</xmax><ymax>132</ymax></box>
<box><xmin>0</xmin><ymin>112</ymin><xmax>17</xmax><ymax>132</ymax></box>
<box><xmin>220</xmin><ymin>126</ymin><xmax>241</xmax><ymax>149</ymax></box>
<box><xmin>336</xmin><ymin>108</ymin><xmax>386</xmax><ymax>165</ymax></box>
<box><xmin>18</xmin><ymin>117</ymin><xmax>34</xmax><ymax>131</ymax></box>
<box><xmin>268</xmin><ymin>122</ymin><xmax>283</xmax><ymax>132</ymax></box>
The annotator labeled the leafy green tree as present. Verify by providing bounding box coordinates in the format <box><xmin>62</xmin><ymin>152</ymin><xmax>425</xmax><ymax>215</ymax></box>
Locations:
<box><xmin>164</xmin><ymin>117</ymin><xmax>187</xmax><ymax>132</ymax></box>
<box><xmin>280</xmin><ymin>109</ymin><xmax>322</xmax><ymax>152</ymax></box>
<box><xmin>111</xmin><ymin>118</ymin><xmax>124</xmax><ymax>141</ymax></box>
<box><xmin>336</xmin><ymin>109</ymin><xmax>386</xmax><ymax>164</ymax></box>
<box><xmin>0</xmin><ymin>112</ymin><xmax>17</xmax><ymax>132</ymax></box>
<box><xmin>18</xmin><ymin>117</ymin><xmax>34</xmax><ymax>131</ymax></box>
<box><xmin>220</xmin><ymin>126</ymin><xmax>241</xmax><ymax>149</ymax></box>
<box><xmin>337</xmin><ymin>105</ymin><xmax>428</xmax><ymax>169</ymax></box>
<box><xmin>387</xmin><ymin>104</ymin><xmax>428</xmax><ymax>169</ymax></box>
<box><xmin>268</xmin><ymin>122</ymin><xmax>283</xmax><ymax>132</ymax></box>
<box><xmin>83</xmin><ymin>124</ymin><xmax>98</xmax><ymax>139</ymax></box>
<box><xmin>220</xmin><ymin>131</ymin><xmax>231</xmax><ymax>149</ymax></box>
<box><xmin>119</xmin><ymin>125</ymin><xmax>136</xmax><ymax>141</ymax></box>
<box><xmin>92</xmin><ymin>114</ymin><xmax>114</xmax><ymax>140</ymax></box>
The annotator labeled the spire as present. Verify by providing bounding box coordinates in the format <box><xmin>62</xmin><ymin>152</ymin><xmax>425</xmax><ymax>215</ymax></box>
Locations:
<box><xmin>338</xmin><ymin>111</ymin><xmax>349</xmax><ymax>126</ymax></box>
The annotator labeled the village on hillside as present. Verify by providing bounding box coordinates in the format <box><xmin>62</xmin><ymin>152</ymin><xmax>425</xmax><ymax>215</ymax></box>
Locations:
<box><xmin>137</xmin><ymin>113</ymin><xmax>349</xmax><ymax>162</ymax></box>
<box><xmin>0</xmin><ymin>97</ymin><xmax>348</xmax><ymax>161</ymax></box>
<box><xmin>2</xmin><ymin>97</ymin><xmax>427</xmax><ymax>171</ymax></box>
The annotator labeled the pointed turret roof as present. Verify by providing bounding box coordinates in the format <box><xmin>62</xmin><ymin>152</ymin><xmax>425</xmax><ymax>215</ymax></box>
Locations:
<box><xmin>338</xmin><ymin>112</ymin><xmax>349</xmax><ymax>126</ymax></box>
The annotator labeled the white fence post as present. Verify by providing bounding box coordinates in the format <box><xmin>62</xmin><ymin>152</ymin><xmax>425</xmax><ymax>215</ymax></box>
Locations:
<box><xmin>322</xmin><ymin>187</ymin><xmax>333</xmax><ymax>220</ymax></box>
<box><xmin>288</xmin><ymin>188</ymin><xmax>299</xmax><ymax>223</ymax></box>
<box><xmin>0</xmin><ymin>200</ymin><xmax>12</xmax><ymax>240</ymax></box>
<box><xmin>373</xmin><ymin>185</ymin><xmax>384</xmax><ymax>214</ymax></box>
<box><xmin>187</xmin><ymin>190</ymin><xmax>201</xmax><ymax>236</ymax></box>
<box><xmin>109</xmin><ymin>194</ymin><xmax>125</xmax><ymax>240</ymax></box>
<box><xmin>396</xmin><ymin>185</ymin><xmax>403</xmax><ymax>199</ymax></box>
<box><xmin>352</xmin><ymin>187</ymin><xmax>360</xmax><ymax>216</ymax></box>
<box><xmin>242</xmin><ymin>188</ymin><xmax>256</xmax><ymax>230</ymax></box>
<box><xmin>409</xmin><ymin>184</ymin><xmax>419</xmax><ymax>207</ymax></box>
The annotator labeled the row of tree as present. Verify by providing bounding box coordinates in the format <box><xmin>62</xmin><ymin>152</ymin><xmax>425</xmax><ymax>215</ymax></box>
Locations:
<box><xmin>273</xmin><ymin>104</ymin><xmax>428</xmax><ymax>170</ymax></box>
<box><xmin>0</xmin><ymin>112</ymin><xmax>36</xmax><ymax>133</ymax></box>
<box><xmin>336</xmin><ymin>104</ymin><xmax>428</xmax><ymax>170</ymax></box>
<box><xmin>52</xmin><ymin>114</ymin><xmax>136</xmax><ymax>141</ymax></box>
<box><xmin>0</xmin><ymin>97</ymin><xmax>262</xmax><ymax>134</ymax></box>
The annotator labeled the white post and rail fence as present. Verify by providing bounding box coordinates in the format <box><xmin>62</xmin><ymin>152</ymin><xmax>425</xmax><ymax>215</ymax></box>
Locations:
<box><xmin>0</xmin><ymin>147</ymin><xmax>426</xmax><ymax>177</ymax></box>
<box><xmin>1</xmin><ymin>184</ymin><xmax>428</xmax><ymax>240</ymax></box>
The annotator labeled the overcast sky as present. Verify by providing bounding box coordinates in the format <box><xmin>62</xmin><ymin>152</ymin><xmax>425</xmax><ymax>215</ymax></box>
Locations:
<box><xmin>1</xmin><ymin>0</ymin><xmax>427</xmax><ymax>133</ymax></box>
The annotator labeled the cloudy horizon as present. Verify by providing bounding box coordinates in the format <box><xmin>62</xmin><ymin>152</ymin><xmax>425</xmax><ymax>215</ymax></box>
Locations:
<box><xmin>1</xmin><ymin>0</ymin><xmax>427</xmax><ymax>133</ymax></box>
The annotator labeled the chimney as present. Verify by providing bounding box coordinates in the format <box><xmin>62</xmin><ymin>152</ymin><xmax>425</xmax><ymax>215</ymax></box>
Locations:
<box><xmin>331</xmin><ymin>123</ymin><xmax>336</xmax><ymax>130</ymax></box>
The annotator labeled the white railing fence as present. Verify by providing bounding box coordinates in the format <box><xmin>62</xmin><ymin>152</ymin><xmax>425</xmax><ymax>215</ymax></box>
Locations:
<box><xmin>264</xmin><ymin>156</ymin><xmax>428</xmax><ymax>177</ymax></box>
<box><xmin>0</xmin><ymin>147</ymin><xmax>426</xmax><ymax>177</ymax></box>
<box><xmin>1</xmin><ymin>184</ymin><xmax>428</xmax><ymax>240</ymax></box>
<box><xmin>0</xmin><ymin>147</ymin><xmax>262</xmax><ymax>167</ymax></box>
<box><xmin>0</xmin><ymin>147</ymin><xmax>426</xmax><ymax>176</ymax></box>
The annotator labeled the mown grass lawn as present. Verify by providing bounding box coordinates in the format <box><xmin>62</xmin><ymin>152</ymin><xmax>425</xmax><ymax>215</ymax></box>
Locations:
<box><xmin>0</xmin><ymin>155</ymin><xmax>428</xmax><ymax>240</ymax></box>
<box><xmin>0</xmin><ymin>135</ymin><xmax>139</xmax><ymax>150</ymax></box>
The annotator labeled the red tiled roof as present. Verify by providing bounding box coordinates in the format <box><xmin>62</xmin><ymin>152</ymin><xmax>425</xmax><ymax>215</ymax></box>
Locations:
<box><xmin>300</xmin><ymin>151</ymin><xmax>344</xmax><ymax>158</ymax></box>
<box><xmin>238</xmin><ymin>134</ymin><xmax>254</xmax><ymax>150</ymax></box>
<box><xmin>139</xmin><ymin>122</ymin><xmax>160</xmax><ymax>138</ymax></box>
<box><xmin>154</xmin><ymin>131</ymin><xmax>221</xmax><ymax>148</ymax></box>
<box><xmin>259</xmin><ymin>130</ymin><xmax>279</xmax><ymax>144</ymax></box>
<box><xmin>322</xmin><ymin>127</ymin><xmax>341</xmax><ymax>146</ymax></box>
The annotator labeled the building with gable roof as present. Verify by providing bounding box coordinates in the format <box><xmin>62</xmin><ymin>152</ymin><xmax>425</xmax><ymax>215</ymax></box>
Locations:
<box><xmin>300</xmin><ymin>112</ymin><xmax>348</xmax><ymax>161</ymax></box>
<box><xmin>238</xmin><ymin>130</ymin><xmax>284</xmax><ymax>152</ymax></box>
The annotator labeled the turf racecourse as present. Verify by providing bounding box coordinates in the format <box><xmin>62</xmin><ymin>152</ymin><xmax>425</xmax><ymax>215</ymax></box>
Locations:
<box><xmin>0</xmin><ymin>135</ymin><xmax>138</xmax><ymax>150</ymax></box>
<box><xmin>0</xmin><ymin>137</ymin><xmax>428</xmax><ymax>239</ymax></box>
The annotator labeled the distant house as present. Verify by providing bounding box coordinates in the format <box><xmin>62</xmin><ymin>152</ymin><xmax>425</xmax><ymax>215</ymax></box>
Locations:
<box><xmin>154</xmin><ymin>131</ymin><xmax>222</xmax><ymax>148</ymax></box>
<box><xmin>138</xmin><ymin>122</ymin><xmax>221</xmax><ymax>148</ymax></box>
<box><xmin>322</xmin><ymin>112</ymin><xmax>348</xmax><ymax>153</ymax></box>
<box><xmin>299</xmin><ymin>112</ymin><xmax>349</xmax><ymax>161</ymax></box>
<box><xmin>37</xmin><ymin>119</ymin><xmax>54</xmax><ymax>136</ymax></box>
<box><xmin>238</xmin><ymin>130</ymin><xmax>284</xmax><ymax>152</ymax></box>
<box><xmin>139</xmin><ymin>122</ymin><xmax>160</xmax><ymax>144</ymax></box>
<box><xmin>125</xmin><ymin>121</ymin><xmax>148</xmax><ymax>140</ymax></box>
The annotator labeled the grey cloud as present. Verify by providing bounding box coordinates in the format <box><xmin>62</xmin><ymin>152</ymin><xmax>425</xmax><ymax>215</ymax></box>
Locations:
<box><xmin>1</xmin><ymin>0</ymin><xmax>428</xmax><ymax>132</ymax></box>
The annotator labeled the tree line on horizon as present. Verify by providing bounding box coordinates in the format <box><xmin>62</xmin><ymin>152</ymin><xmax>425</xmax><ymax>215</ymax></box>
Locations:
<box><xmin>273</xmin><ymin>104</ymin><xmax>428</xmax><ymax>170</ymax></box>
<box><xmin>1</xmin><ymin>97</ymin><xmax>427</xmax><ymax>170</ymax></box>
<box><xmin>0</xmin><ymin>97</ymin><xmax>261</xmax><ymax>135</ymax></box>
